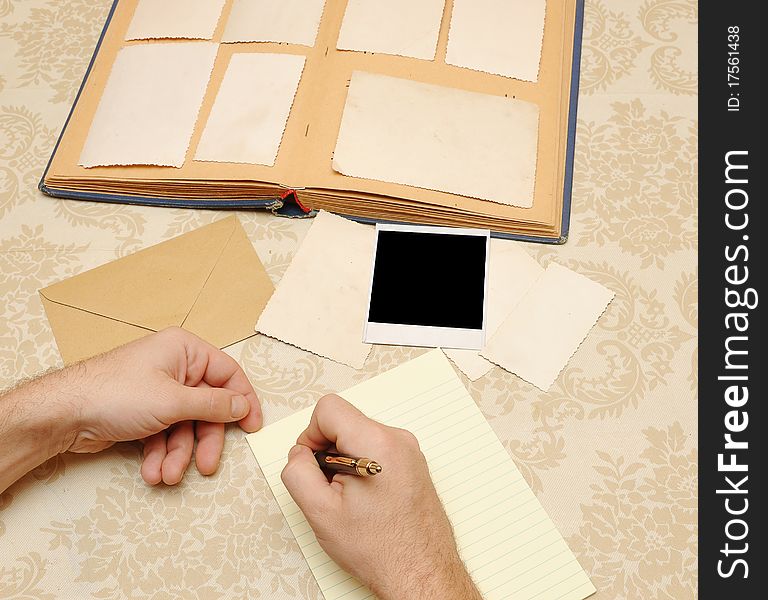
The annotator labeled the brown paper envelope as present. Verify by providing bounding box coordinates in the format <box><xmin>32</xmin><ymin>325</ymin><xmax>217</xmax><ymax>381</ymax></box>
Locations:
<box><xmin>39</xmin><ymin>216</ymin><xmax>273</xmax><ymax>364</ymax></box>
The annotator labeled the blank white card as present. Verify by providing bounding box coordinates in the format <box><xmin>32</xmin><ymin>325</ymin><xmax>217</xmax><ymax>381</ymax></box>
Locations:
<box><xmin>247</xmin><ymin>350</ymin><xmax>595</xmax><ymax>600</ymax></box>
<box><xmin>332</xmin><ymin>72</ymin><xmax>539</xmax><ymax>207</ymax></box>
<box><xmin>337</xmin><ymin>0</ymin><xmax>446</xmax><ymax>60</ymax></box>
<box><xmin>195</xmin><ymin>53</ymin><xmax>305</xmax><ymax>166</ymax></box>
<box><xmin>79</xmin><ymin>43</ymin><xmax>218</xmax><ymax>168</ymax></box>
<box><xmin>447</xmin><ymin>0</ymin><xmax>547</xmax><ymax>82</ymax></box>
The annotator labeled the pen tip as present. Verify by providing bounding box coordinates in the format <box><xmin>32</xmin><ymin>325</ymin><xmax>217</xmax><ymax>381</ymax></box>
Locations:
<box><xmin>370</xmin><ymin>463</ymin><xmax>382</xmax><ymax>475</ymax></box>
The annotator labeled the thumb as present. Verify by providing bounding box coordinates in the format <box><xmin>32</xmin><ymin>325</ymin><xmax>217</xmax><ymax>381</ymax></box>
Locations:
<box><xmin>281</xmin><ymin>445</ymin><xmax>338</xmax><ymax>518</ymax></box>
<box><xmin>159</xmin><ymin>382</ymin><xmax>250</xmax><ymax>425</ymax></box>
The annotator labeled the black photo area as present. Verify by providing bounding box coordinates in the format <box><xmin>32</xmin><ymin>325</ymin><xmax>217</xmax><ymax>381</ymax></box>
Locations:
<box><xmin>368</xmin><ymin>231</ymin><xmax>487</xmax><ymax>330</ymax></box>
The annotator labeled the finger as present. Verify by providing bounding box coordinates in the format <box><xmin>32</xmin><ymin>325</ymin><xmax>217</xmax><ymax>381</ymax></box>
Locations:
<box><xmin>189</xmin><ymin>380</ymin><xmax>226</xmax><ymax>476</ymax></box>
<box><xmin>157</xmin><ymin>382</ymin><xmax>251</xmax><ymax>426</ymax></box>
<box><xmin>141</xmin><ymin>432</ymin><xmax>167</xmax><ymax>485</ymax></box>
<box><xmin>296</xmin><ymin>394</ymin><xmax>372</xmax><ymax>451</ymax></box>
<box><xmin>176</xmin><ymin>330</ymin><xmax>262</xmax><ymax>432</ymax></box>
<box><xmin>161</xmin><ymin>421</ymin><xmax>195</xmax><ymax>485</ymax></box>
<box><xmin>194</xmin><ymin>421</ymin><xmax>225</xmax><ymax>476</ymax></box>
<box><xmin>236</xmin><ymin>392</ymin><xmax>262</xmax><ymax>434</ymax></box>
<box><xmin>281</xmin><ymin>445</ymin><xmax>339</xmax><ymax>516</ymax></box>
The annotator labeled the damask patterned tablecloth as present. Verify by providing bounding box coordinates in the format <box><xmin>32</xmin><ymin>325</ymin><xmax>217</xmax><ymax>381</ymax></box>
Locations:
<box><xmin>0</xmin><ymin>1</ymin><xmax>697</xmax><ymax>598</ymax></box>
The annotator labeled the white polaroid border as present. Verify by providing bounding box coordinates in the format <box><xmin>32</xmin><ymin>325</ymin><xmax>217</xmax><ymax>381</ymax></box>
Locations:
<box><xmin>363</xmin><ymin>223</ymin><xmax>490</xmax><ymax>350</ymax></box>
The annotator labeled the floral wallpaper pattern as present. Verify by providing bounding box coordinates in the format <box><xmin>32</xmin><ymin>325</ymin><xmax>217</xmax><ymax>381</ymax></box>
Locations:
<box><xmin>0</xmin><ymin>0</ymin><xmax>696</xmax><ymax>598</ymax></box>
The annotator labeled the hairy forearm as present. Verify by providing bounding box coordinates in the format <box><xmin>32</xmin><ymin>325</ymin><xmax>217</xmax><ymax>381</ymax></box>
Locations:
<box><xmin>0</xmin><ymin>367</ymin><xmax>80</xmax><ymax>493</ymax></box>
<box><xmin>404</xmin><ymin>563</ymin><xmax>482</xmax><ymax>600</ymax></box>
<box><xmin>374</xmin><ymin>551</ymin><xmax>482</xmax><ymax>600</ymax></box>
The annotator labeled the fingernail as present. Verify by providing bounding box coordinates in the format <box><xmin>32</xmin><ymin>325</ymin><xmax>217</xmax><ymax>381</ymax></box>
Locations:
<box><xmin>231</xmin><ymin>395</ymin><xmax>248</xmax><ymax>419</ymax></box>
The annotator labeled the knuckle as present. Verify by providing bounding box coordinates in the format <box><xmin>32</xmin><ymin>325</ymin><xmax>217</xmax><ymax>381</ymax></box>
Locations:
<box><xmin>396</xmin><ymin>428</ymin><xmax>420</xmax><ymax>449</ymax></box>
<box><xmin>317</xmin><ymin>393</ymin><xmax>343</xmax><ymax>410</ymax></box>
<box><xmin>280</xmin><ymin>464</ymin><xmax>292</xmax><ymax>486</ymax></box>
<box><xmin>161</xmin><ymin>326</ymin><xmax>189</xmax><ymax>343</ymax></box>
<box><xmin>368</xmin><ymin>425</ymin><xmax>392</xmax><ymax>447</ymax></box>
<box><xmin>209</xmin><ymin>390</ymin><xmax>232</xmax><ymax>420</ymax></box>
<box><xmin>280</xmin><ymin>460</ymin><xmax>299</xmax><ymax>487</ymax></box>
<box><xmin>368</xmin><ymin>424</ymin><xmax>418</xmax><ymax>454</ymax></box>
<box><xmin>381</xmin><ymin>426</ymin><xmax>419</xmax><ymax>447</ymax></box>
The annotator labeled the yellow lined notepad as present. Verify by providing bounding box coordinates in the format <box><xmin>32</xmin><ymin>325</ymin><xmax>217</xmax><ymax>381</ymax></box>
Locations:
<box><xmin>246</xmin><ymin>350</ymin><xmax>595</xmax><ymax>600</ymax></box>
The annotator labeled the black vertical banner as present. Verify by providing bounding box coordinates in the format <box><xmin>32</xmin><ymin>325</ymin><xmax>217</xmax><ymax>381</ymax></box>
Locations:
<box><xmin>699</xmin><ymin>3</ymin><xmax>766</xmax><ymax>598</ymax></box>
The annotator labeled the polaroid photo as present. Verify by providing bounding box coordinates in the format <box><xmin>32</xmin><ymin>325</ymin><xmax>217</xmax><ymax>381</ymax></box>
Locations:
<box><xmin>364</xmin><ymin>223</ymin><xmax>490</xmax><ymax>350</ymax></box>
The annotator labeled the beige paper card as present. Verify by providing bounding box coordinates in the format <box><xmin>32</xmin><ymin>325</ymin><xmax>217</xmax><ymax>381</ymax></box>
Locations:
<box><xmin>481</xmin><ymin>263</ymin><xmax>614</xmax><ymax>391</ymax></box>
<box><xmin>247</xmin><ymin>350</ymin><xmax>596</xmax><ymax>600</ymax></box>
<box><xmin>444</xmin><ymin>240</ymin><xmax>544</xmax><ymax>380</ymax></box>
<box><xmin>79</xmin><ymin>42</ymin><xmax>218</xmax><ymax>168</ymax></box>
<box><xmin>447</xmin><ymin>0</ymin><xmax>547</xmax><ymax>82</ymax></box>
<box><xmin>337</xmin><ymin>0</ymin><xmax>445</xmax><ymax>60</ymax></box>
<box><xmin>222</xmin><ymin>0</ymin><xmax>326</xmax><ymax>46</ymax></box>
<box><xmin>332</xmin><ymin>72</ymin><xmax>539</xmax><ymax>207</ymax></box>
<box><xmin>256</xmin><ymin>211</ymin><xmax>374</xmax><ymax>369</ymax></box>
<box><xmin>125</xmin><ymin>0</ymin><xmax>226</xmax><ymax>40</ymax></box>
<box><xmin>195</xmin><ymin>53</ymin><xmax>306</xmax><ymax>166</ymax></box>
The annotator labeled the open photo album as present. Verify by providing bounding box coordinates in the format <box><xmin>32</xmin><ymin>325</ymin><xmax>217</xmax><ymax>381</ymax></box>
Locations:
<box><xmin>41</xmin><ymin>0</ymin><xmax>584</xmax><ymax>242</ymax></box>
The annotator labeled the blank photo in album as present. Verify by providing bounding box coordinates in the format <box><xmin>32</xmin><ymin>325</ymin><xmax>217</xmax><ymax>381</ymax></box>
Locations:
<box><xmin>332</xmin><ymin>72</ymin><xmax>540</xmax><ymax>208</ymax></box>
<box><xmin>195</xmin><ymin>53</ymin><xmax>306</xmax><ymax>166</ymax></box>
<box><xmin>78</xmin><ymin>42</ymin><xmax>218</xmax><ymax>168</ymax></box>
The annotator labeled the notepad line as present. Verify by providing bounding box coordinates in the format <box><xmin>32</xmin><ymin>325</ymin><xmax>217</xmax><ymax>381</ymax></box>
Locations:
<box><xmin>366</xmin><ymin>378</ymin><xmax>459</xmax><ymax>425</ymax></box>
<box><xmin>384</xmin><ymin>390</ymin><xmax>470</xmax><ymax>431</ymax></box>
<box><xmin>305</xmin><ymin>547</ymin><xmax>329</xmax><ymax>560</ymax></box>
<box><xmin>452</xmin><ymin>487</ymin><xmax>535</xmax><ymax>529</ymax></box>
<box><xmin>454</xmin><ymin>498</ymin><xmax>538</xmax><ymax>538</ymax></box>
<box><xmin>435</xmin><ymin>467</ymin><xmax>527</xmax><ymax>504</ymax></box>
<box><xmin>459</xmin><ymin>515</ymin><xmax>550</xmax><ymax>556</ymax></box>
<box><xmin>509</xmin><ymin>565</ymin><xmax>587</xmax><ymax>600</ymax></box>
<box><xmin>428</xmin><ymin>438</ymin><xmax>501</xmax><ymax>476</ymax></box>
<box><xmin>372</xmin><ymin>384</ymin><xmax>466</xmax><ymax>424</ymax></box>
<box><xmin>295</xmin><ymin>527</ymin><xmax>316</xmax><ymax>540</ymax></box>
<box><xmin>311</xmin><ymin>554</ymin><xmax>337</xmax><ymax>572</ymax></box>
<box><xmin>300</xmin><ymin>540</ymin><xmax>321</xmax><ymax>553</ymax></box>
<box><xmin>469</xmin><ymin>536</ymin><xmax>562</xmax><ymax>578</ymax></box>
<box><xmin>531</xmin><ymin>569</ymin><xmax>592</xmax><ymax>600</ymax></box>
<box><xmin>419</xmin><ymin>417</ymin><xmax>487</xmax><ymax>447</ymax></box>
<box><xmin>423</xmin><ymin>418</ymin><xmax>490</xmax><ymax>453</ymax></box>
<box><xmin>317</xmin><ymin>568</ymin><xmax>348</xmax><ymax>582</ymax></box>
<box><xmin>284</xmin><ymin>507</ymin><xmax>302</xmax><ymax>520</ymax></box>
<box><xmin>485</xmin><ymin>553</ymin><xmax>575</xmax><ymax>596</ymax></box>
<box><xmin>442</xmin><ymin>478</ymin><xmax>527</xmax><ymax>517</ymax></box>
<box><xmin>323</xmin><ymin>573</ymin><xmax>354</xmax><ymax>591</ymax></box>
<box><xmin>367</xmin><ymin>377</ymin><xmax>458</xmax><ymax>416</ymax></box>
<box><xmin>334</xmin><ymin>582</ymin><xmax>365</xmax><ymax>599</ymax></box>
<box><xmin>548</xmin><ymin>578</ymin><xmax>595</xmax><ymax>600</ymax></box>
<box><xmin>436</xmin><ymin>463</ymin><xmax>523</xmax><ymax>504</ymax></box>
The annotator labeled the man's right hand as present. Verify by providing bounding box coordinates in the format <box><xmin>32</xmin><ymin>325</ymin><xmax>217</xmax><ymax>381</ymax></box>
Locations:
<box><xmin>280</xmin><ymin>394</ymin><xmax>481</xmax><ymax>600</ymax></box>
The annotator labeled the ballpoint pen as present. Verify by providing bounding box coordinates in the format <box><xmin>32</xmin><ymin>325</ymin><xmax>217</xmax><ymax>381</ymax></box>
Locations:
<box><xmin>314</xmin><ymin>451</ymin><xmax>383</xmax><ymax>477</ymax></box>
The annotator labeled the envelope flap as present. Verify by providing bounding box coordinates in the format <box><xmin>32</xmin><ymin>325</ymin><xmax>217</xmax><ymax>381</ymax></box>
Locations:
<box><xmin>40</xmin><ymin>295</ymin><xmax>152</xmax><ymax>365</ymax></box>
<box><xmin>40</xmin><ymin>217</ymin><xmax>238</xmax><ymax>332</ymax></box>
<box><xmin>183</xmin><ymin>219</ymin><xmax>274</xmax><ymax>348</ymax></box>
